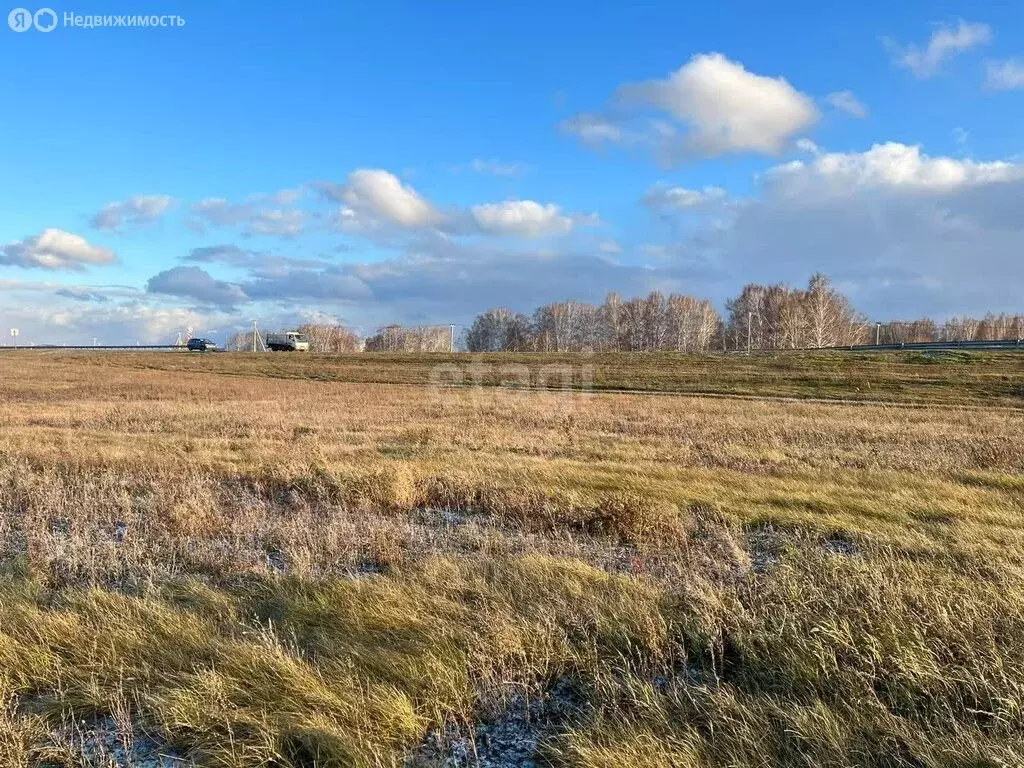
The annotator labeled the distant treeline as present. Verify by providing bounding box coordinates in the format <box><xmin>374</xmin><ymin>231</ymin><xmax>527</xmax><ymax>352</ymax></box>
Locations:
<box><xmin>223</xmin><ymin>273</ymin><xmax>1023</xmax><ymax>353</ymax></box>
<box><xmin>224</xmin><ymin>323</ymin><xmax>450</xmax><ymax>353</ymax></box>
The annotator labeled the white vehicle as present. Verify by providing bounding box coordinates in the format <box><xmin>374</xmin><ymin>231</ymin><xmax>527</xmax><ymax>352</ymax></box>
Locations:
<box><xmin>265</xmin><ymin>331</ymin><xmax>310</xmax><ymax>352</ymax></box>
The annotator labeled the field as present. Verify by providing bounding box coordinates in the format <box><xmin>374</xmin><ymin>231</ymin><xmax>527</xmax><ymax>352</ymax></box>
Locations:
<box><xmin>0</xmin><ymin>350</ymin><xmax>1022</xmax><ymax>767</ymax></box>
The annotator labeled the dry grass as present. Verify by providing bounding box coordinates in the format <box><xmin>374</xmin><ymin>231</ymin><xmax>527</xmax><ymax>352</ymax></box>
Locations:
<box><xmin>0</xmin><ymin>351</ymin><xmax>1022</xmax><ymax>766</ymax></box>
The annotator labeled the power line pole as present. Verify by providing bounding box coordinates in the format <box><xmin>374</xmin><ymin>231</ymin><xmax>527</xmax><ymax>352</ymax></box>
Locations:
<box><xmin>450</xmin><ymin>324</ymin><xmax>456</xmax><ymax>353</ymax></box>
<box><xmin>252</xmin><ymin>320</ymin><xmax>258</xmax><ymax>353</ymax></box>
<box><xmin>875</xmin><ymin>322</ymin><xmax>881</xmax><ymax>346</ymax></box>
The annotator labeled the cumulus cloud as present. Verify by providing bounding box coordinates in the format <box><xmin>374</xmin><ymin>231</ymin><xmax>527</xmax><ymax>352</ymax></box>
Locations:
<box><xmin>147</xmin><ymin>249</ymin><xmax>371</xmax><ymax>309</ymax></box>
<box><xmin>985</xmin><ymin>58</ymin><xmax>1024</xmax><ymax>90</ymax></box>
<box><xmin>314</xmin><ymin>169</ymin><xmax>595</xmax><ymax>239</ymax></box>
<box><xmin>714</xmin><ymin>142</ymin><xmax>1024</xmax><ymax>317</ymax></box>
<box><xmin>470</xmin><ymin>200</ymin><xmax>593</xmax><ymax>237</ymax></box>
<box><xmin>316</xmin><ymin>169</ymin><xmax>444</xmax><ymax>229</ymax></box>
<box><xmin>90</xmin><ymin>195</ymin><xmax>176</xmax><ymax>230</ymax></box>
<box><xmin>187</xmin><ymin>189</ymin><xmax>307</xmax><ymax>237</ymax></box>
<box><xmin>0</xmin><ymin>229</ymin><xmax>116</xmax><ymax>271</ymax></box>
<box><xmin>146</xmin><ymin>266</ymin><xmax>248</xmax><ymax>308</ymax></box>
<box><xmin>825</xmin><ymin>91</ymin><xmax>868</xmax><ymax>118</ymax></box>
<box><xmin>245</xmin><ymin>209</ymin><xmax>305</xmax><ymax>237</ymax></box>
<box><xmin>765</xmin><ymin>142</ymin><xmax>1024</xmax><ymax>196</ymax></box>
<box><xmin>885</xmin><ymin>20</ymin><xmax>992</xmax><ymax>79</ymax></box>
<box><xmin>642</xmin><ymin>184</ymin><xmax>729</xmax><ymax>211</ymax></box>
<box><xmin>564</xmin><ymin>53</ymin><xmax>818</xmax><ymax>159</ymax></box>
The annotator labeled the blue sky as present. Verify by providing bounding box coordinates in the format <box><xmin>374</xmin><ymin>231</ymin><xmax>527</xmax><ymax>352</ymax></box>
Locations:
<box><xmin>2</xmin><ymin>0</ymin><xmax>1024</xmax><ymax>344</ymax></box>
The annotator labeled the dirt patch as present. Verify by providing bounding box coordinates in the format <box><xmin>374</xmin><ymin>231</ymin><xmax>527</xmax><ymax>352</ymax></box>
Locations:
<box><xmin>406</xmin><ymin>679</ymin><xmax>581</xmax><ymax>768</ymax></box>
<box><xmin>39</xmin><ymin>716</ymin><xmax>188</xmax><ymax>767</ymax></box>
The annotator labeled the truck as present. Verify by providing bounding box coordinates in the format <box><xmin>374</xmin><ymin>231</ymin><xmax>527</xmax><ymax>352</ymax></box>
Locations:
<box><xmin>265</xmin><ymin>331</ymin><xmax>310</xmax><ymax>352</ymax></box>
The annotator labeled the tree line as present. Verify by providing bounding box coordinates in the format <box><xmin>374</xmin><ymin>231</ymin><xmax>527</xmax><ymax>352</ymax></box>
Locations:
<box><xmin>467</xmin><ymin>273</ymin><xmax>863</xmax><ymax>352</ymax></box>
<box><xmin>466</xmin><ymin>293</ymin><xmax>719</xmax><ymax>352</ymax></box>
<box><xmin>222</xmin><ymin>273</ymin><xmax>1023</xmax><ymax>353</ymax></box>
<box><xmin>469</xmin><ymin>273</ymin><xmax>1023</xmax><ymax>352</ymax></box>
<box><xmin>224</xmin><ymin>323</ymin><xmax>451</xmax><ymax>353</ymax></box>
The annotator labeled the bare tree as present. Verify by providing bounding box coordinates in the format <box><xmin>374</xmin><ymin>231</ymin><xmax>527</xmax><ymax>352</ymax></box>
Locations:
<box><xmin>727</xmin><ymin>274</ymin><xmax>865</xmax><ymax>350</ymax></box>
<box><xmin>466</xmin><ymin>309</ymin><xmax>536</xmax><ymax>352</ymax></box>
<box><xmin>878</xmin><ymin>319</ymin><xmax>938</xmax><ymax>344</ymax></box>
<box><xmin>534</xmin><ymin>301</ymin><xmax>595</xmax><ymax>352</ymax></box>
<box><xmin>224</xmin><ymin>331</ymin><xmax>258</xmax><ymax>351</ymax></box>
<box><xmin>365</xmin><ymin>325</ymin><xmax>449</xmax><ymax>352</ymax></box>
<box><xmin>666</xmin><ymin>294</ymin><xmax>719</xmax><ymax>351</ymax></box>
<box><xmin>296</xmin><ymin>323</ymin><xmax>360</xmax><ymax>353</ymax></box>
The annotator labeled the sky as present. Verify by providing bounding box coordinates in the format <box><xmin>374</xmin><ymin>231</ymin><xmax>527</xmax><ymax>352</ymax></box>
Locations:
<box><xmin>2</xmin><ymin>0</ymin><xmax>1024</xmax><ymax>345</ymax></box>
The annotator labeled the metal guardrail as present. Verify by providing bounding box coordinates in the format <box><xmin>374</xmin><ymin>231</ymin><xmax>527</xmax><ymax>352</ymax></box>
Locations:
<box><xmin>833</xmin><ymin>339</ymin><xmax>1024</xmax><ymax>352</ymax></box>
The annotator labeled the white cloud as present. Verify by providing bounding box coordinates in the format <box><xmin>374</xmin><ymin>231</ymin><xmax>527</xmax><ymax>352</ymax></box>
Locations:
<box><xmin>245</xmin><ymin>208</ymin><xmax>306</xmax><ymax>237</ymax></box>
<box><xmin>566</xmin><ymin>53</ymin><xmax>818</xmax><ymax>159</ymax></box>
<box><xmin>985</xmin><ymin>58</ymin><xmax>1024</xmax><ymax>90</ymax></box>
<box><xmin>90</xmin><ymin>194</ymin><xmax>176</xmax><ymax>230</ymax></box>
<box><xmin>886</xmin><ymin>20</ymin><xmax>992</xmax><ymax>79</ymax></box>
<box><xmin>717</xmin><ymin>142</ymin><xmax>1024</xmax><ymax>317</ymax></box>
<box><xmin>627</xmin><ymin>141</ymin><xmax>1024</xmax><ymax>317</ymax></box>
<box><xmin>0</xmin><ymin>229</ymin><xmax>116</xmax><ymax>271</ymax></box>
<box><xmin>795</xmin><ymin>138</ymin><xmax>822</xmax><ymax>155</ymax></box>
<box><xmin>825</xmin><ymin>90</ymin><xmax>868</xmax><ymax>118</ymax></box>
<box><xmin>765</xmin><ymin>142</ymin><xmax>1024</xmax><ymax>198</ymax></box>
<box><xmin>623</xmin><ymin>53</ymin><xmax>818</xmax><ymax>155</ymax></box>
<box><xmin>187</xmin><ymin>189</ymin><xmax>307</xmax><ymax>237</ymax></box>
<box><xmin>558</xmin><ymin>113</ymin><xmax>628</xmax><ymax>146</ymax></box>
<box><xmin>332</xmin><ymin>169</ymin><xmax>443</xmax><ymax>228</ymax></box>
<box><xmin>315</xmin><ymin>170</ymin><xmax>596</xmax><ymax>240</ymax></box>
<box><xmin>463</xmin><ymin>158</ymin><xmax>530</xmax><ymax>176</ymax></box>
<box><xmin>470</xmin><ymin>200</ymin><xmax>591</xmax><ymax>237</ymax></box>
<box><xmin>642</xmin><ymin>184</ymin><xmax>728</xmax><ymax>211</ymax></box>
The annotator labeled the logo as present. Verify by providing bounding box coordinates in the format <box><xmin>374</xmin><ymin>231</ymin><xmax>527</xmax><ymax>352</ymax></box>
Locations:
<box><xmin>8</xmin><ymin>7</ymin><xmax>32</xmax><ymax>30</ymax></box>
<box><xmin>33</xmin><ymin>6</ymin><xmax>55</xmax><ymax>30</ymax></box>
<box><xmin>8</xmin><ymin>6</ymin><xmax>56</xmax><ymax>31</ymax></box>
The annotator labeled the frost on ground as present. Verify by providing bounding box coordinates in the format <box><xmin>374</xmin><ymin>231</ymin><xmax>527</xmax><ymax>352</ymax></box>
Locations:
<box><xmin>406</xmin><ymin>679</ymin><xmax>582</xmax><ymax>768</ymax></box>
<box><xmin>39</xmin><ymin>716</ymin><xmax>188</xmax><ymax>767</ymax></box>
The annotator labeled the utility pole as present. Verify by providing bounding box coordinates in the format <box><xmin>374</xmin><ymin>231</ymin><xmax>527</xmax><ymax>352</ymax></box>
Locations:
<box><xmin>252</xmin><ymin>320</ymin><xmax>258</xmax><ymax>353</ymax></box>
<box><xmin>875</xmin><ymin>322</ymin><xmax>881</xmax><ymax>346</ymax></box>
<box><xmin>450</xmin><ymin>324</ymin><xmax>456</xmax><ymax>353</ymax></box>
